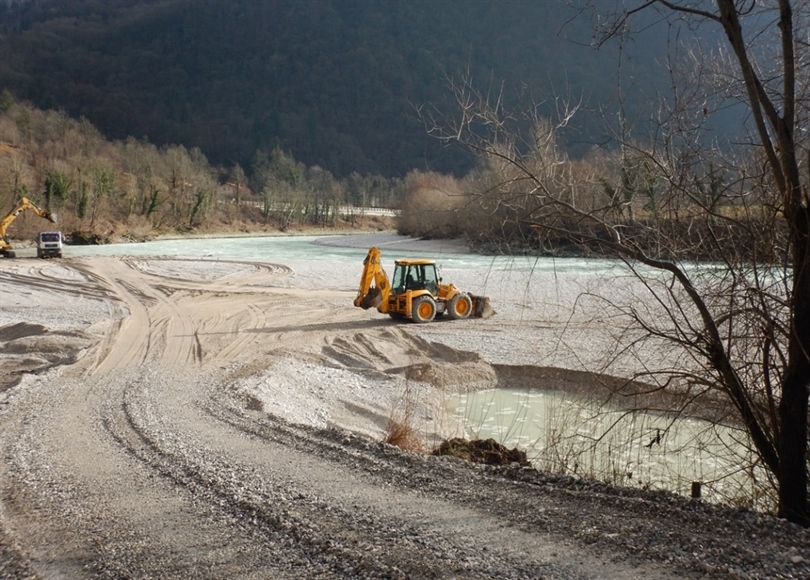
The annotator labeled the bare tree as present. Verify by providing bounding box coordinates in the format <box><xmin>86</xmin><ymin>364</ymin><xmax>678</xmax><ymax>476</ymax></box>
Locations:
<box><xmin>426</xmin><ymin>0</ymin><xmax>810</xmax><ymax>525</ymax></box>
<box><xmin>229</xmin><ymin>163</ymin><xmax>247</xmax><ymax>217</ymax></box>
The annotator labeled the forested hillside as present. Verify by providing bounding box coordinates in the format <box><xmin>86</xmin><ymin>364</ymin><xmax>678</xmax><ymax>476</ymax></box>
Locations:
<box><xmin>0</xmin><ymin>0</ymin><xmax>665</xmax><ymax>180</ymax></box>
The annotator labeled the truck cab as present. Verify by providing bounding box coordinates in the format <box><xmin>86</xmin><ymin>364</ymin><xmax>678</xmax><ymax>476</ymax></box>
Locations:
<box><xmin>37</xmin><ymin>231</ymin><xmax>63</xmax><ymax>258</ymax></box>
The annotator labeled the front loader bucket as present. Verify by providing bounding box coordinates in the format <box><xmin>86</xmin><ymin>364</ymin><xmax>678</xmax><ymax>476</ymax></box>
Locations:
<box><xmin>470</xmin><ymin>295</ymin><xmax>495</xmax><ymax>318</ymax></box>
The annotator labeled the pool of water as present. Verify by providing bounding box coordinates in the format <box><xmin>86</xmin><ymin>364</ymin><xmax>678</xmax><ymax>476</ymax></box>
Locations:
<box><xmin>447</xmin><ymin>387</ymin><xmax>768</xmax><ymax>507</ymax></box>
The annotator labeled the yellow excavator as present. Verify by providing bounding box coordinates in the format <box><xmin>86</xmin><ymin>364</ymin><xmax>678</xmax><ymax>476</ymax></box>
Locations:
<box><xmin>1</xmin><ymin>197</ymin><xmax>58</xmax><ymax>258</ymax></box>
<box><xmin>354</xmin><ymin>246</ymin><xmax>493</xmax><ymax>323</ymax></box>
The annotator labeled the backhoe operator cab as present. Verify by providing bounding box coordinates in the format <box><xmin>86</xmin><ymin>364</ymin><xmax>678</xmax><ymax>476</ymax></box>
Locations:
<box><xmin>395</xmin><ymin>260</ymin><xmax>439</xmax><ymax>294</ymax></box>
<box><xmin>354</xmin><ymin>247</ymin><xmax>492</xmax><ymax>323</ymax></box>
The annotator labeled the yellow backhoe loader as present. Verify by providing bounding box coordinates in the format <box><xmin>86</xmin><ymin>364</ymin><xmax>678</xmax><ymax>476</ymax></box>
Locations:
<box><xmin>1</xmin><ymin>197</ymin><xmax>58</xmax><ymax>258</ymax></box>
<box><xmin>354</xmin><ymin>246</ymin><xmax>493</xmax><ymax>323</ymax></box>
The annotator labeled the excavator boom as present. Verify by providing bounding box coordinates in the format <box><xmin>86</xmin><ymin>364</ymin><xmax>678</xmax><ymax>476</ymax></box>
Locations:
<box><xmin>1</xmin><ymin>197</ymin><xmax>58</xmax><ymax>258</ymax></box>
<box><xmin>354</xmin><ymin>247</ymin><xmax>391</xmax><ymax>311</ymax></box>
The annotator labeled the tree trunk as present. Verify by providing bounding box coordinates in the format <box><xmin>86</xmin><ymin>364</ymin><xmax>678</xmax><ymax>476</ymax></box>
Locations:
<box><xmin>779</xmin><ymin>204</ymin><xmax>810</xmax><ymax>524</ymax></box>
<box><xmin>779</xmin><ymin>375</ymin><xmax>809</xmax><ymax>524</ymax></box>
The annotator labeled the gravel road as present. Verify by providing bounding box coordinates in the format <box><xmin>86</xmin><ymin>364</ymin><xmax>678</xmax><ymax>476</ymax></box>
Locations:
<box><xmin>1</xmin><ymin>239</ymin><xmax>810</xmax><ymax>579</ymax></box>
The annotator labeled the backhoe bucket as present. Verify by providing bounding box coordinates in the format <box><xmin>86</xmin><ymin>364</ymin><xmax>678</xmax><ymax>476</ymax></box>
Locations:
<box><xmin>470</xmin><ymin>295</ymin><xmax>495</xmax><ymax>318</ymax></box>
<box><xmin>46</xmin><ymin>212</ymin><xmax>58</xmax><ymax>223</ymax></box>
<box><xmin>359</xmin><ymin>286</ymin><xmax>383</xmax><ymax>310</ymax></box>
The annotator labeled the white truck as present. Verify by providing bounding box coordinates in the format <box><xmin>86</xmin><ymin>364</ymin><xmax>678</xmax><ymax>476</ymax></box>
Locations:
<box><xmin>36</xmin><ymin>231</ymin><xmax>64</xmax><ymax>258</ymax></box>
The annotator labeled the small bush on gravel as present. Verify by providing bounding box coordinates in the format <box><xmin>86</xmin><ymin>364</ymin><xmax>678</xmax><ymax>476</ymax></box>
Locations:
<box><xmin>384</xmin><ymin>418</ymin><xmax>424</xmax><ymax>452</ymax></box>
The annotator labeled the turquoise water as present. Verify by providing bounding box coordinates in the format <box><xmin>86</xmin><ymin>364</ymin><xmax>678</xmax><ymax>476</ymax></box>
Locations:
<box><xmin>65</xmin><ymin>234</ymin><xmax>624</xmax><ymax>274</ymax></box>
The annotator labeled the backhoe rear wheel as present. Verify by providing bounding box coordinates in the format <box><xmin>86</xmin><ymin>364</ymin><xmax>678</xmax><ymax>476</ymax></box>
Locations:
<box><xmin>411</xmin><ymin>295</ymin><xmax>437</xmax><ymax>323</ymax></box>
<box><xmin>447</xmin><ymin>293</ymin><xmax>473</xmax><ymax>320</ymax></box>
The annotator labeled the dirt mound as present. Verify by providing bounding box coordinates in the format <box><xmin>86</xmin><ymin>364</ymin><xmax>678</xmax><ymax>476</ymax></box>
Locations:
<box><xmin>0</xmin><ymin>322</ymin><xmax>49</xmax><ymax>341</ymax></box>
<box><xmin>404</xmin><ymin>360</ymin><xmax>497</xmax><ymax>390</ymax></box>
<box><xmin>0</xmin><ymin>324</ymin><xmax>93</xmax><ymax>392</ymax></box>
<box><xmin>324</xmin><ymin>330</ymin><xmax>497</xmax><ymax>391</ymax></box>
<box><xmin>433</xmin><ymin>437</ymin><xmax>531</xmax><ymax>467</ymax></box>
<box><xmin>68</xmin><ymin>230</ymin><xmax>110</xmax><ymax>245</ymax></box>
<box><xmin>0</xmin><ymin>333</ymin><xmax>88</xmax><ymax>357</ymax></box>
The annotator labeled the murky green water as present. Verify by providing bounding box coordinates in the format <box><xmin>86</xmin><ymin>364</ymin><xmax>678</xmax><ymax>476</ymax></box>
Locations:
<box><xmin>448</xmin><ymin>387</ymin><xmax>770</xmax><ymax>507</ymax></box>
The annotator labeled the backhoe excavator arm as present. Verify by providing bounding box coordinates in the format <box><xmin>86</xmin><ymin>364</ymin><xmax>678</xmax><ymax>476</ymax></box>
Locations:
<box><xmin>1</xmin><ymin>197</ymin><xmax>58</xmax><ymax>255</ymax></box>
<box><xmin>354</xmin><ymin>247</ymin><xmax>390</xmax><ymax>312</ymax></box>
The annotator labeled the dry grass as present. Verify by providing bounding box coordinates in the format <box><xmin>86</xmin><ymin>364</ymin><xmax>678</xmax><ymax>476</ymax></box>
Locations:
<box><xmin>384</xmin><ymin>417</ymin><xmax>424</xmax><ymax>453</ymax></box>
<box><xmin>383</xmin><ymin>383</ymin><xmax>429</xmax><ymax>453</ymax></box>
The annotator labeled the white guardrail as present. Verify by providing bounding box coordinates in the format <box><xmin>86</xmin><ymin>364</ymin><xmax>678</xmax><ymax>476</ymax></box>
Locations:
<box><xmin>339</xmin><ymin>206</ymin><xmax>399</xmax><ymax>217</ymax></box>
<box><xmin>233</xmin><ymin>201</ymin><xmax>399</xmax><ymax>217</ymax></box>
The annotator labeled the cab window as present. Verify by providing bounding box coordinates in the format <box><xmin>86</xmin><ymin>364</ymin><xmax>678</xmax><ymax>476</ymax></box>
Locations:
<box><xmin>392</xmin><ymin>264</ymin><xmax>406</xmax><ymax>294</ymax></box>
<box><xmin>422</xmin><ymin>265</ymin><xmax>439</xmax><ymax>294</ymax></box>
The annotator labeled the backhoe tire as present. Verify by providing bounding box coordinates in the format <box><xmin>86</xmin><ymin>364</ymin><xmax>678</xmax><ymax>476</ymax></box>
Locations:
<box><xmin>447</xmin><ymin>293</ymin><xmax>473</xmax><ymax>320</ymax></box>
<box><xmin>411</xmin><ymin>295</ymin><xmax>437</xmax><ymax>323</ymax></box>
